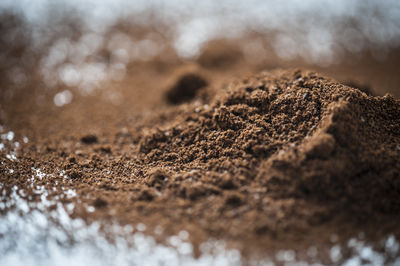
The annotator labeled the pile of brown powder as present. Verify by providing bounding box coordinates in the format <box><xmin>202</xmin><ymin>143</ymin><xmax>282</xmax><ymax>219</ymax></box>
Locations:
<box><xmin>1</xmin><ymin>69</ymin><xmax>400</xmax><ymax>256</ymax></box>
<box><xmin>134</xmin><ymin>69</ymin><xmax>400</xmax><ymax>244</ymax></box>
<box><xmin>140</xmin><ymin>69</ymin><xmax>400</xmax><ymax>213</ymax></box>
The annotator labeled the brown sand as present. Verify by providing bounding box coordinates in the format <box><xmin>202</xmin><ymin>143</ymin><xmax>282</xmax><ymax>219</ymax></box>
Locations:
<box><xmin>2</xmin><ymin>64</ymin><xmax>400</xmax><ymax>261</ymax></box>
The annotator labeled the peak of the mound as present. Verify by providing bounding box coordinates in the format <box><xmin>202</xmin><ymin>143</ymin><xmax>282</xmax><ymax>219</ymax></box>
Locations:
<box><xmin>138</xmin><ymin>69</ymin><xmax>400</xmax><ymax>218</ymax></box>
<box><xmin>140</xmin><ymin>69</ymin><xmax>371</xmax><ymax>166</ymax></box>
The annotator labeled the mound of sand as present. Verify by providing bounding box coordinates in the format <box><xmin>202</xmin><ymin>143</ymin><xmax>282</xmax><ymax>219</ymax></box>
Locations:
<box><xmin>138</xmin><ymin>69</ymin><xmax>400</xmax><ymax>238</ymax></box>
<box><xmin>2</xmin><ymin>69</ymin><xmax>399</xmax><ymax>254</ymax></box>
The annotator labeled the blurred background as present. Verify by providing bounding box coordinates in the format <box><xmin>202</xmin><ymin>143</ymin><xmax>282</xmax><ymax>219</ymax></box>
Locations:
<box><xmin>1</xmin><ymin>0</ymin><xmax>400</xmax><ymax>113</ymax></box>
